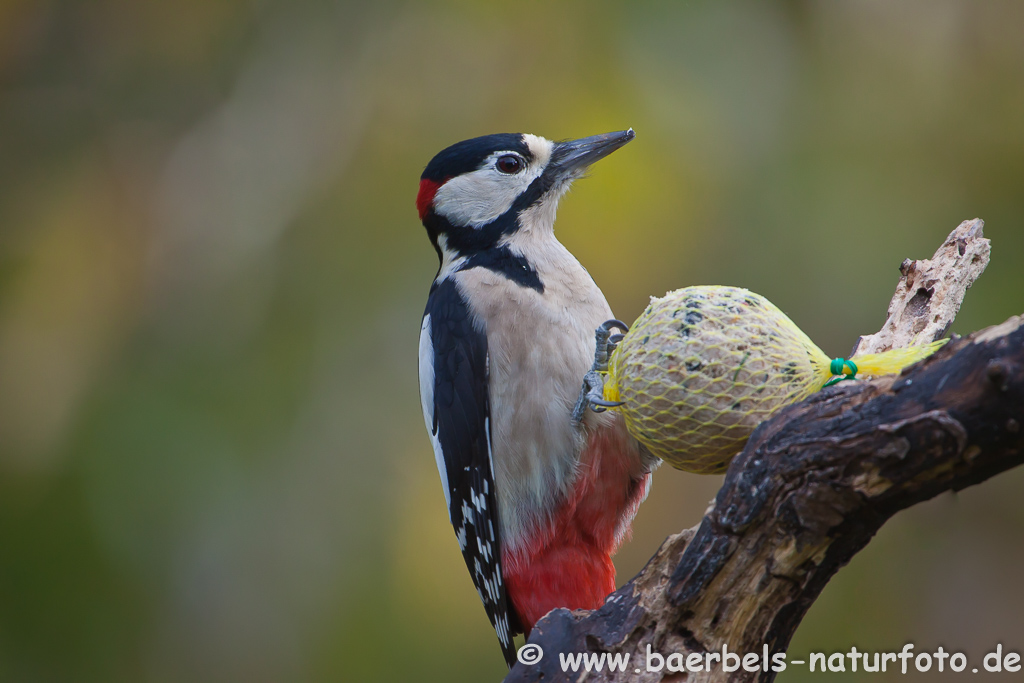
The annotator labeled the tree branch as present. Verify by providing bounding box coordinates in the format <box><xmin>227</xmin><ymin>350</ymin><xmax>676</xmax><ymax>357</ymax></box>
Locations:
<box><xmin>505</xmin><ymin>219</ymin><xmax>1021</xmax><ymax>683</ymax></box>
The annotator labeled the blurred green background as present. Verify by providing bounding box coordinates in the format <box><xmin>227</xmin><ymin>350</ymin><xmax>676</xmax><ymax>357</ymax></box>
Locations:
<box><xmin>1</xmin><ymin>0</ymin><xmax>1022</xmax><ymax>681</ymax></box>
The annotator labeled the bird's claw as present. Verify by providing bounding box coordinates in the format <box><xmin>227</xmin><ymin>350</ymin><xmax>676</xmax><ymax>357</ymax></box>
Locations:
<box><xmin>594</xmin><ymin>319</ymin><xmax>629</xmax><ymax>372</ymax></box>
<box><xmin>571</xmin><ymin>319</ymin><xmax>629</xmax><ymax>426</ymax></box>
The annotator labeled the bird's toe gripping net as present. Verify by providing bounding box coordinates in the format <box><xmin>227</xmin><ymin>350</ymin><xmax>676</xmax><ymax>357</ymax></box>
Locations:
<box><xmin>571</xmin><ymin>319</ymin><xmax>629</xmax><ymax>426</ymax></box>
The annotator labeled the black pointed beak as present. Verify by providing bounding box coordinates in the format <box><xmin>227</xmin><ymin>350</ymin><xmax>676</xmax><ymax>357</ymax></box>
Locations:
<box><xmin>550</xmin><ymin>129</ymin><xmax>635</xmax><ymax>178</ymax></box>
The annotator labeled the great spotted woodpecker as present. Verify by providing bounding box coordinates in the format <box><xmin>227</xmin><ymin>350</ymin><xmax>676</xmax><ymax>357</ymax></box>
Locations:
<box><xmin>416</xmin><ymin>130</ymin><xmax>656</xmax><ymax>667</ymax></box>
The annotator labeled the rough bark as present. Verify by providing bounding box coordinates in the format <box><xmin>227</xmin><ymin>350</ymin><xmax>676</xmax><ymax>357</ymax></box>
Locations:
<box><xmin>504</xmin><ymin>219</ymin><xmax>1020</xmax><ymax>683</ymax></box>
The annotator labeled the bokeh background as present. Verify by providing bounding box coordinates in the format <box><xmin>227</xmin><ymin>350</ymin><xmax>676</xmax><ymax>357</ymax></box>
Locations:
<box><xmin>1</xmin><ymin>0</ymin><xmax>1023</xmax><ymax>681</ymax></box>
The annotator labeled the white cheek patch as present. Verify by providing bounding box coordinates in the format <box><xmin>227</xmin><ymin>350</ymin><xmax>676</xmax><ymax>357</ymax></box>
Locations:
<box><xmin>433</xmin><ymin>164</ymin><xmax>540</xmax><ymax>228</ymax></box>
<box><xmin>432</xmin><ymin>137</ymin><xmax>554</xmax><ymax>228</ymax></box>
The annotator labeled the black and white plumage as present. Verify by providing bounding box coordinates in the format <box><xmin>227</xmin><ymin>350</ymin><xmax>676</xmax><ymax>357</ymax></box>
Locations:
<box><xmin>419</xmin><ymin>277</ymin><xmax>517</xmax><ymax>665</ymax></box>
<box><xmin>415</xmin><ymin>130</ymin><xmax>652</xmax><ymax>670</ymax></box>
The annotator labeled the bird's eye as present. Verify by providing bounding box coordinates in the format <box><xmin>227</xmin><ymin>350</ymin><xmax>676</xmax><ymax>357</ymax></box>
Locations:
<box><xmin>495</xmin><ymin>154</ymin><xmax>524</xmax><ymax>174</ymax></box>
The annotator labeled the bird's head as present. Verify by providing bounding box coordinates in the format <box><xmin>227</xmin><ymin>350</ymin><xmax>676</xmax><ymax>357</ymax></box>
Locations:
<box><xmin>417</xmin><ymin>130</ymin><xmax>634</xmax><ymax>261</ymax></box>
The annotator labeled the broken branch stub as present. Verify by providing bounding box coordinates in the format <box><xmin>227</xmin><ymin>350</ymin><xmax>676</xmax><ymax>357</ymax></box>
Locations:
<box><xmin>853</xmin><ymin>218</ymin><xmax>990</xmax><ymax>355</ymax></box>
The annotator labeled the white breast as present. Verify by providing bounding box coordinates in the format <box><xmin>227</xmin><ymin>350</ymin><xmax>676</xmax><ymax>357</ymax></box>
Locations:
<box><xmin>453</xmin><ymin>233</ymin><xmax>617</xmax><ymax>553</ymax></box>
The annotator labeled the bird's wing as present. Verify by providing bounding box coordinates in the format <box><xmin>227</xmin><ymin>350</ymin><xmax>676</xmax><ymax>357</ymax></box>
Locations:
<box><xmin>419</xmin><ymin>277</ymin><xmax>518</xmax><ymax>668</ymax></box>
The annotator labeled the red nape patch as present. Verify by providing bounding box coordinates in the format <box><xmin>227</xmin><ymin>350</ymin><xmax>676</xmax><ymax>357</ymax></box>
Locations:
<box><xmin>416</xmin><ymin>178</ymin><xmax>443</xmax><ymax>220</ymax></box>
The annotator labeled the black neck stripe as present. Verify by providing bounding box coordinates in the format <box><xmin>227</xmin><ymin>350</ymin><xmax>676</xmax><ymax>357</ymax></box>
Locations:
<box><xmin>460</xmin><ymin>246</ymin><xmax>544</xmax><ymax>293</ymax></box>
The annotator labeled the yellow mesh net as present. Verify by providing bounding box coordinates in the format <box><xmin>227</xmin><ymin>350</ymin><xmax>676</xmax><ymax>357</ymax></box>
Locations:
<box><xmin>604</xmin><ymin>286</ymin><xmax>946</xmax><ymax>474</ymax></box>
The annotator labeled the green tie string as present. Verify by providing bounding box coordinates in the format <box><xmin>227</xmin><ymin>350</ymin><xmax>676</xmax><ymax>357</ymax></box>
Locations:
<box><xmin>823</xmin><ymin>358</ymin><xmax>859</xmax><ymax>388</ymax></box>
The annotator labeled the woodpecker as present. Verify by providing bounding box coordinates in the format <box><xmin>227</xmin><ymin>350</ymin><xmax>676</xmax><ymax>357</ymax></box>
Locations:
<box><xmin>416</xmin><ymin>130</ymin><xmax>656</xmax><ymax>667</ymax></box>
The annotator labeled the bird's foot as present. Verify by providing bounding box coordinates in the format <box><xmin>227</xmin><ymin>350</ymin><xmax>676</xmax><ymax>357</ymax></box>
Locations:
<box><xmin>571</xmin><ymin>319</ymin><xmax>629</xmax><ymax>426</ymax></box>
